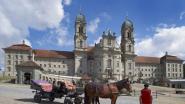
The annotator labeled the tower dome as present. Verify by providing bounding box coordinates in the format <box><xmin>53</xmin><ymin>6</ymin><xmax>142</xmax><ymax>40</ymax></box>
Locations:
<box><xmin>121</xmin><ymin>17</ymin><xmax>133</xmax><ymax>34</ymax></box>
<box><xmin>122</xmin><ymin>17</ymin><xmax>133</xmax><ymax>29</ymax></box>
<box><xmin>76</xmin><ymin>13</ymin><xmax>86</xmax><ymax>22</ymax></box>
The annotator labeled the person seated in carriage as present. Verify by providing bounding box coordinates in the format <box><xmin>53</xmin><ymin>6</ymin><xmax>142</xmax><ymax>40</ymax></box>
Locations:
<box><xmin>65</xmin><ymin>80</ymin><xmax>76</xmax><ymax>91</ymax></box>
<box><xmin>55</xmin><ymin>80</ymin><xmax>76</xmax><ymax>94</ymax></box>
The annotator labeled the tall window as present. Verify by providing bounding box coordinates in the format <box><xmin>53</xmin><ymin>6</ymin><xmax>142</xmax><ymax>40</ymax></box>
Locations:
<box><xmin>48</xmin><ymin>69</ymin><xmax>51</xmax><ymax>73</ymax></box>
<box><xmin>80</xmin><ymin>40</ymin><xmax>83</xmax><ymax>48</ymax></box>
<box><xmin>128</xmin><ymin>63</ymin><xmax>131</xmax><ymax>70</ymax></box>
<box><xmin>15</xmin><ymin>55</ymin><xmax>18</xmax><ymax>59</ymax></box>
<box><xmin>80</xmin><ymin>60</ymin><xmax>83</xmax><ymax>67</ymax></box>
<box><xmin>168</xmin><ymin>68</ymin><xmax>170</xmax><ymax>71</ymax></box>
<box><xmin>99</xmin><ymin>69</ymin><xmax>101</xmax><ymax>72</ymax></box>
<box><xmin>8</xmin><ymin>67</ymin><xmax>11</xmax><ymax>72</ymax></box>
<box><xmin>8</xmin><ymin>60</ymin><xmax>11</xmax><ymax>65</ymax></box>
<box><xmin>79</xmin><ymin>26</ymin><xmax>83</xmax><ymax>33</ymax></box>
<box><xmin>107</xmin><ymin>59</ymin><xmax>112</xmax><ymax>68</ymax></box>
<box><xmin>15</xmin><ymin>61</ymin><xmax>18</xmax><ymax>65</ymax></box>
<box><xmin>117</xmin><ymin>61</ymin><xmax>119</xmax><ymax>67</ymax></box>
<box><xmin>127</xmin><ymin>32</ymin><xmax>131</xmax><ymax>38</ymax></box>
<box><xmin>20</xmin><ymin>55</ymin><xmax>23</xmax><ymax>59</ymax></box>
<box><xmin>8</xmin><ymin>55</ymin><xmax>11</xmax><ymax>59</ymax></box>
<box><xmin>179</xmin><ymin>64</ymin><xmax>181</xmax><ymax>68</ymax></box>
<box><xmin>49</xmin><ymin>64</ymin><xmax>51</xmax><ymax>68</ymax></box>
<box><xmin>108</xmin><ymin>39</ymin><xmax>111</xmax><ymax>46</ymax></box>
<box><xmin>128</xmin><ymin>45</ymin><xmax>132</xmax><ymax>52</ymax></box>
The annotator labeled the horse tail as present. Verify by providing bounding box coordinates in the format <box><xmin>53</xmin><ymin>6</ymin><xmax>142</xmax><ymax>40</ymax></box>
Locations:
<box><xmin>84</xmin><ymin>85</ymin><xmax>89</xmax><ymax>104</ymax></box>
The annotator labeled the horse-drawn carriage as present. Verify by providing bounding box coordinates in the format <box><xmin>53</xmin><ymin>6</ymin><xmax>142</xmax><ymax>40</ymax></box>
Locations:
<box><xmin>30</xmin><ymin>80</ymin><xmax>83</xmax><ymax>104</ymax></box>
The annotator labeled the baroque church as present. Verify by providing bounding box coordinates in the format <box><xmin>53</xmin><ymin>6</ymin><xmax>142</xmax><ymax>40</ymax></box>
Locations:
<box><xmin>3</xmin><ymin>12</ymin><xmax>184</xmax><ymax>86</ymax></box>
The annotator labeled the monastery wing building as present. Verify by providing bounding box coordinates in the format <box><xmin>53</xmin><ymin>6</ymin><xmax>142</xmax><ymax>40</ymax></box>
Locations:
<box><xmin>2</xmin><ymin>12</ymin><xmax>184</xmax><ymax>87</ymax></box>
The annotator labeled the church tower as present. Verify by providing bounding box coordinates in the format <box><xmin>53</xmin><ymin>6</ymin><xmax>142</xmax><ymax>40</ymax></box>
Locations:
<box><xmin>74</xmin><ymin>12</ymin><xmax>87</xmax><ymax>76</ymax></box>
<box><xmin>121</xmin><ymin>17</ymin><xmax>136</xmax><ymax>80</ymax></box>
<box><xmin>74</xmin><ymin>12</ymin><xmax>87</xmax><ymax>51</ymax></box>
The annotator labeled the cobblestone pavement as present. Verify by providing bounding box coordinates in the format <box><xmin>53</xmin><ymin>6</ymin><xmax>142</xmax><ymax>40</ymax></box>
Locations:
<box><xmin>0</xmin><ymin>83</ymin><xmax>185</xmax><ymax>104</ymax></box>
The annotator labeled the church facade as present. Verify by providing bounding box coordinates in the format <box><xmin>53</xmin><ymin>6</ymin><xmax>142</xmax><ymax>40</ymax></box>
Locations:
<box><xmin>3</xmin><ymin>12</ymin><xmax>184</xmax><ymax>85</ymax></box>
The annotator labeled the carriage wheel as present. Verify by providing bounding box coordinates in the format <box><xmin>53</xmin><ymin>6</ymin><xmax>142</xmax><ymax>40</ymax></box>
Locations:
<box><xmin>74</xmin><ymin>97</ymin><xmax>82</xmax><ymax>104</ymax></box>
<box><xmin>64</xmin><ymin>98</ymin><xmax>73</xmax><ymax>104</ymax></box>
<box><xmin>49</xmin><ymin>97</ymin><xmax>55</xmax><ymax>102</ymax></box>
<box><xmin>34</xmin><ymin>94</ymin><xmax>41</xmax><ymax>103</ymax></box>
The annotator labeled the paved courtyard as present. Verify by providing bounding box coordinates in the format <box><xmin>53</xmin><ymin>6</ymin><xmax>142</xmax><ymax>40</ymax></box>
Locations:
<box><xmin>0</xmin><ymin>83</ymin><xmax>185</xmax><ymax>104</ymax></box>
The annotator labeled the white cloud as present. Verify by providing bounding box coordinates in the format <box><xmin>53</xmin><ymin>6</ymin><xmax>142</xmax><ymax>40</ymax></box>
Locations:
<box><xmin>87</xmin><ymin>17</ymin><xmax>100</xmax><ymax>34</ymax></box>
<box><xmin>116</xmin><ymin>36</ymin><xmax>121</xmax><ymax>44</ymax></box>
<box><xmin>180</xmin><ymin>11</ymin><xmax>185</xmax><ymax>20</ymax></box>
<box><xmin>63</xmin><ymin>0</ymin><xmax>72</xmax><ymax>5</ymax></box>
<box><xmin>136</xmin><ymin>25</ymin><xmax>185</xmax><ymax>59</ymax></box>
<box><xmin>90</xmin><ymin>36</ymin><xmax>102</xmax><ymax>46</ymax></box>
<box><xmin>55</xmin><ymin>27</ymin><xmax>73</xmax><ymax>46</ymax></box>
<box><xmin>37</xmin><ymin>13</ymin><xmax>73</xmax><ymax>47</ymax></box>
<box><xmin>116</xmin><ymin>36</ymin><xmax>121</xmax><ymax>48</ymax></box>
<box><xmin>36</xmin><ymin>26</ymin><xmax>73</xmax><ymax>47</ymax></box>
<box><xmin>0</xmin><ymin>0</ymin><xmax>72</xmax><ymax>70</ymax></box>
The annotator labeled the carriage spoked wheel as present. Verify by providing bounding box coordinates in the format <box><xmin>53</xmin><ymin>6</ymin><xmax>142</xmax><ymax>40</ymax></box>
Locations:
<box><xmin>74</xmin><ymin>97</ymin><xmax>82</xmax><ymax>104</ymax></box>
<box><xmin>34</xmin><ymin>94</ymin><xmax>41</xmax><ymax>103</ymax></box>
<box><xmin>64</xmin><ymin>98</ymin><xmax>73</xmax><ymax>104</ymax></box>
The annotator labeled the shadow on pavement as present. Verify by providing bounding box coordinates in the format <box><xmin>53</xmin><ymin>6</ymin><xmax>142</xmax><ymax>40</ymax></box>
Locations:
<box><xmin>15</xmin><ymin>98</ymin><xmax>64</xmax><ymax>104</ymax></box>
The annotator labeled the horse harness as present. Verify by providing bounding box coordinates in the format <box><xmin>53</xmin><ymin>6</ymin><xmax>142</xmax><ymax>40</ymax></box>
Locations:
<box><xmin>107</xmin><ymin>83</ymin><xmax>119</xmax><ymax>95</ymax></box>
<box><xmin>92</xmin><ymin>83</ymin><xmax>119</xmax><ymax>96</ymax></box>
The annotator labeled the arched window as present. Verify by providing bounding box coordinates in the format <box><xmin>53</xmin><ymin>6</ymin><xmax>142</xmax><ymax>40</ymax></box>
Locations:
<box><xmin>128</xmin><ymin>63</ymin><xmax>131</xmax><ymax>70</ymax></box>
<box><xmin>107</xmin><ymin>59</ymin><xmax>112</xmax><ymax>68</ymax></box>
<box><xmin>127</xmin><ymin>32</ymin><xmax>131</xmax><ymax>38</ymax></box>
<box><xmin>79</xmin><ymin>26</ymin><xmax>83</xmax><ymax>33</ymax></box>
<box><xmin>108</xmin><ymin>39</ymin><xmax>111</xmax><ymax>45</ymax></box>
<box><xmin>128</xmin><ymin>45</ymin><xmax>132</xmax><ymax>52</ymax></box>
<box><xmin>80</xmin><ymin>40</ymin><xmax>83</xmax><ymax>48</ymax></box>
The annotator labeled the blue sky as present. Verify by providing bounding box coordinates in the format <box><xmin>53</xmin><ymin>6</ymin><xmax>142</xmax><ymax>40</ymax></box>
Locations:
<box><xmin>29</xmin><ymin>0</ymin><xmax>185</xmax><ymax>50</ymax></box>
<box><xmin>0</xmin><ymin>0</ymin><xmax>185</xmax><ymax>69</ymax></box>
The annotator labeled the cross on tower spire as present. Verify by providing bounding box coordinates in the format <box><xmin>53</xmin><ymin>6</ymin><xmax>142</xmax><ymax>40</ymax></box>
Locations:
<box><xmin>126</xmin><ymin>12</ymin><xmax>129</xmax><ymax>20</ymax></box>
<box><xmin>79</xmin><ymin>5</ymin><xmax>82</xmax><ymax>14</ymax></box>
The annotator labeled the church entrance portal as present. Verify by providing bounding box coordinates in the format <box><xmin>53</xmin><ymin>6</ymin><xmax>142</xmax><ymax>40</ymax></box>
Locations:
<box><xmin>24</xmin><ymin>73</ymin><xmax>31</xmax><ymax>84</ymax></box>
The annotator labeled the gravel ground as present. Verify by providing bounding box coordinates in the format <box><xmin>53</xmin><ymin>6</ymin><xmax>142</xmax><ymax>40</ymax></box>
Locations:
<box><xmin>0</xmin><ymin>83</ymin><xmax>185</xmax><ymax>104</ymax></box>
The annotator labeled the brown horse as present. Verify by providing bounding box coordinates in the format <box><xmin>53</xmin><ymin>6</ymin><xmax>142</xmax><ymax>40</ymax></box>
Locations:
<box><xmin>84</xmin><ymin>79</ymin><xmax>132</xmax><ymax>104</ymax></box>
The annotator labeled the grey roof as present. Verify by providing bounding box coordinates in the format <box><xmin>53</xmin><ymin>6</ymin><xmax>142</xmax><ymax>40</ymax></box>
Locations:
<box><xmin>17</xmin><ymin>60</ymin><xmax>43</xmax><ymax>70</ymax></box>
